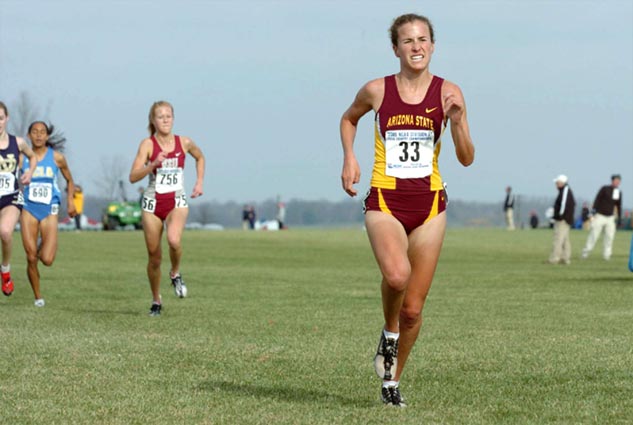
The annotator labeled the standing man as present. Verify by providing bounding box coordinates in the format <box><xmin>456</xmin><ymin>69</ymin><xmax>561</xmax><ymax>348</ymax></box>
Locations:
<box><xmin>247</xmin><ymin>206</ymin><xmax>256</xmax><ymax>230</ymax></box>
<box><xmin>276</xmin><ymin>201</ymin><xmax>286</xmax><ymax>230</ymax></box>
<box><xmin>504</xmin><ymin>186</ymin><xmax>515</xmax><ymax>230</ymax></box>
<box><xmin>242</xmin><ymin>205</ymin><xmax>249</xmax><ymax>230</ymax></box>
<box><xmin>548</xmin><ymin>175</ymin><xmax>575</xmax><ymax>265</ymax></box>
<box><xmin>582</xmin><ymin>174</ymin><xmax>622</xmax><ymax>260</ymax></box>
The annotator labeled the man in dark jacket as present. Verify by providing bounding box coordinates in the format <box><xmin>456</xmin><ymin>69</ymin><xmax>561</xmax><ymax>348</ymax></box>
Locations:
<box><xmin>582</xmin><ymin>174</ymin><xmax>623</xmax><ymax>260</ymax></box>
<box><xmin>548</xmin><ymin>175</ymin><xmax>576</xmax><ymax>264</ymax></box>
<box><xmin>504</xmin><ymin>186</ymin><xmax>515</xmax><ymax>230</ymax></box>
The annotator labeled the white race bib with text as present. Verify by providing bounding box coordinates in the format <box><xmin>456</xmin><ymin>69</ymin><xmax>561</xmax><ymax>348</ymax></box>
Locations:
<box><xmin>155</xmin><ymin>168</ymin><xmax>184</xmax><ymax>194</ymax></box>
<box><xmin>385</xmin><ymin>130</ymin><xmax>434</xmax><ymax>179</ymax></box>
<box><xmin>28</xmin><ymin>182</ymin><xmax>53</xmax><ymax>204</ymax></box>
<box><xmin>0</xmin><ymin>172</ymin><xmax>15</xmax><ymax>196</ymax></box>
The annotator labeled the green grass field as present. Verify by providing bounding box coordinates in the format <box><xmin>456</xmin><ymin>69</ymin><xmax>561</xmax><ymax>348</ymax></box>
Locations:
<box><xmin>1</xmin><ymin>227</ymin><xmax>632</xmax><ymax>424</ymax></box>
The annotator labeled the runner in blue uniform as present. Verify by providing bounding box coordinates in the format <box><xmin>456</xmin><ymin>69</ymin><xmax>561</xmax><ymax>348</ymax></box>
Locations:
<box><xmin>20</xmin><ymin>121</ymin><xmax>76</xmax><ymax>306</ymax></box>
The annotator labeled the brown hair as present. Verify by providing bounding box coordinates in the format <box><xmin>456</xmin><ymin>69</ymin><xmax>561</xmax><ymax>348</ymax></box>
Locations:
<box><xmin>147</xmin><ymin>100</ymin><xmax>174</xmax><ymax>135</ymax></box>
<box><xmin>389</xmin><ymin>14</ymin><xmax>435</xmax><ymax>46</ymax></box>
<box><xmin>0</xmin><ymin>101</ymin><xmax>8</xmax><ymax>116</ymax></box>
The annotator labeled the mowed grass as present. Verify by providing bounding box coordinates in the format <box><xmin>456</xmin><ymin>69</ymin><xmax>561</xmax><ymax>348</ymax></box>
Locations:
<box><xmin>0</xmin><ymin>227</ymin><xmax>632</xmax><ymax>424</ymax></box>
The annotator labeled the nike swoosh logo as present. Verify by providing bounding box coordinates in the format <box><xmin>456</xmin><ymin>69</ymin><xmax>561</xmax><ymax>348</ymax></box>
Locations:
<box><xmin>425</xmin><ymin>107</ymin><xmax>438</xmax><ymax>113</ymax></box>
<box><xmin>175</xmin><ymin>153</ymin><xmax>181</xmax><ymax>157</ymax></box>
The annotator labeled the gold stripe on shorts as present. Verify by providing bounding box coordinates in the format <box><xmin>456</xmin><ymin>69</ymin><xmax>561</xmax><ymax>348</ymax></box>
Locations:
<box><xmin>423</xmin><ymin>191</ymin><xmax>440</xmax><ymax>224</ymax></box>
<box><xmin>377</xmin><ymin>188</ymin><xmax>392</xmax><ymax>215</ymax></box>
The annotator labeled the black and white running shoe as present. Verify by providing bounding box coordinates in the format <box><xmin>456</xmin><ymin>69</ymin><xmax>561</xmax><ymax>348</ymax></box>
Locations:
<box><xmin>381</xmin><ymin>384</ymin><xmax>406</xmax><ymax>407</ymax></box>
<box><xmin>171</xmin><ymin>274</ymin><xmax>187</xmax><ymax>298</ymax></box>
<box><xmin>149</xmin><ymin>303</ymin><xmax>162</xmax><ymax>317</ymax></box>
<box><xmin>374</xmin><ymin>330</ymin><xmax>398</xmax><ymax>379</ymax></box>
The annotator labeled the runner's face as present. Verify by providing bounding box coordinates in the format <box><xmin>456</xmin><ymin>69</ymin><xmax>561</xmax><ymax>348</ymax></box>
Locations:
<box><xmin>28</xmin><ymin>122</ymin><xmax>48</xmax><ymax>148</ymax></box>
<box><xmin>393</xmin><ymin>20</ymin><xmax>434</xmax><ymax>71</ymax></box>
<box><xmin>0</xmin><ymin>110</ymin><xmax>7</xmax><ymax>135</ymax></box>
<box><xmin>153</xmin><ymin>106</ymin><xmax>173</xmax><ymax>135</ymax></box>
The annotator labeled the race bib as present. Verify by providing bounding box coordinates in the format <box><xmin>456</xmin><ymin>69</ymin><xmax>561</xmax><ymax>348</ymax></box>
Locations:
<box><xmin>142</xmin><ymin>196</ymin><xmax>156</xmax><ymax>213</ymax></box>
<box><xmin>0</xmin><ymin>172</ymin><xmax>15</xmax><ymax>196</ymax></box>
<box><xmin>28</xmin><ymin>182</ymin><xmax>53</xmax><ymax>204</ymax></box>
<box><xmin>175</xmin><ymin>194</ymin><xmax>188</xmax><ymax>208</ymax></box>
<box><xmin>385</xmin><ymin>130</ymin><xmax>434</xmax><ymax>179</ymax></box>
<box><xmin>155</xmin><ymin>167</ymin><xmax>184</xmax><ymax>194</ymax></box>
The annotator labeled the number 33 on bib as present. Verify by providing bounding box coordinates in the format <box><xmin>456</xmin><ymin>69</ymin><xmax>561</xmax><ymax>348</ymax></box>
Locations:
<box><xmin>385</xmin><ymin>130</ymin><xmax>434</xmax><ymax>179</ymax></box>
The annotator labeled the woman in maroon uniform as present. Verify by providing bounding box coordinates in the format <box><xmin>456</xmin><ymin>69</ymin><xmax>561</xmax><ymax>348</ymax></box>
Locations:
<box><xmin>130</xmin><ymin>101</ymin><xmax>205</xmax><ymax>316</ymax></box>
<box><xmin>340</xmin><ymin>14</ymin><xmax>475</xmax><ymax>406</ymax></box>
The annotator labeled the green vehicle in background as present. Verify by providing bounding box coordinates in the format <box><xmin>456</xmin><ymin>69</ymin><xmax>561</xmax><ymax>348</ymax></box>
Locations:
<box><xmin>102</xmin><ymin>181</ymin><xmax>142</xmax><ymax>230</ymax></box>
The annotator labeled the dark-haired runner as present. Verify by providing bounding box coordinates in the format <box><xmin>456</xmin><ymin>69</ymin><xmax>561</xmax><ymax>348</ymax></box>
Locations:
<box><xmin>20</xmin><ymin>121</ymin><xmax>77</xmax><ymax>306</ymax></box>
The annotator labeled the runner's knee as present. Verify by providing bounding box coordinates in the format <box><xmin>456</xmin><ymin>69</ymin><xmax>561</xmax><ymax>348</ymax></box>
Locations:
<box><xmin>39</xmin><ymin>253</ymin><xmax>55</xmax><ymax>267</ymax></box>
<box><xmin>382</xmin><ymin>264</ymin><xmax>410</xmax><ymax>291</ymax></box>
<box><xmin>166</xmin><ymin>234</ymin><xmax>181</xmax><ymax>251</ymax></box>
<box><xmin>0</xmin><ymin>227</ymin><xmax>13</xmax><ymax>243</ymax></box>
<box><xmin>399</xmin><ymin>305</ymin><xmax>422</xmax><ymax>329</ymax></box>
<box><xmin>147</xmin><ymin>250</ymin><xmax>162</xmax><ymax>268</ymax></box>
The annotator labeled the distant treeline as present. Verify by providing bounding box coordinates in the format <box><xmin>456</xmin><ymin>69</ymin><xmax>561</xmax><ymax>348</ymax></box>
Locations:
<box><xmin>70</xmin><ymin>195</ymin><xmax>628</xmax><ymax>229</ymax></box>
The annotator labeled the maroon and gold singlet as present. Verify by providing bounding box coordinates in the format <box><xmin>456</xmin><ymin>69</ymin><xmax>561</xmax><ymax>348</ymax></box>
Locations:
<box><xmin>141</xmin><ymin>135</ymin><xmax>188</xmax><ymax>221</ymax></box>
<box><xmin>363</xmin><ymin>74</ymin><xmax>447</xmax><ymax>234</ymax></box>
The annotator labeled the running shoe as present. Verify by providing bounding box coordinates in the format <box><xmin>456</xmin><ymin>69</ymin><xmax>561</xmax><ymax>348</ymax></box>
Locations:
<box><xmin>149</xmin><ymin>303</ymin><xmax>162</xmax><ymax>316</ymax></box>
<box><xmin>1</xmin><ymin>272</ymin><xmax>13</xmax><ymax>296</ymax></box>
<box><xmin>381</xmin><ymin>384</ymin><xmax>406</xmax><ymax>407</ymax></box>
<box><xmin>374</xmin><ymin>330</ymin><xmax>398</xmax><ymax>380</ymax></box>
<box><xmin>34</xmin><ymin>299</ymin><xmax>45</xmax><ymax>307</ymax></box>
<box><xmin>171</xmin><ymin>274</ymin><xmax>187</xmax><ymax>298</ymax></box>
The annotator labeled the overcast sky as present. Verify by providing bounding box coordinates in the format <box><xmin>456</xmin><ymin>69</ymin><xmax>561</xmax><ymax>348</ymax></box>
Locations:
<box><xmin>1</xmin><ymin>0</ymin><xmax>631</xmax><ymax>209</ymax></box>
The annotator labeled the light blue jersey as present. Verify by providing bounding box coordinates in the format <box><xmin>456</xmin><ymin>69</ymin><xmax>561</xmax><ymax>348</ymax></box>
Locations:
<box><xmin>23</xmin><ymin>148</ymin><xmax>61</xmax><ymax>221</ymax></box>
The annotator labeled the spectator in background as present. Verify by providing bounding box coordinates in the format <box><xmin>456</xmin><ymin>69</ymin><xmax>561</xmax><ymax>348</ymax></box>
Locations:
<box><xmin>548</xmin><ymin>175</ymin><xmax>575</xmax><ymax>265</ymax></box>
<box><xmin>580</xmin><ymin>202</ymin><xmax>591</xmax><ymax>230</ymax></box>
<box><xmin>276</xmin><ymin>201</ymin><xmax>286</xmax><ymax>230</ymax></box>
<box><xmin>73</xmin><ymin>184</ymin><xmax>84</xmax><ymax>230</ymax></box>
<box><xmin>242</xmin><ymin>205</ymin><xmax>249</xmax><ymax>230</ymax></box>
<box><xmin>622</xmin><ymin>210</ymin><xmax>632</xmax><ymax>230</ymax></box>
<box><xmin>247</xmin><ymin>205</ymin><xmax>256</xmax><ymax>230</ymax></box>
<box><xmin>504</xmin><ymin>186</ymin><xmax>515</xmax><ymax>230</ymax></box>
<box><xmin>529</xmin><ymin>210</ymin><xmax>539</xmax><ymax>229</ymax></box>
<box><xmin>582</xmin><ymin>174</ymin><xmax>623</xmax><ymax>260</ymax></box>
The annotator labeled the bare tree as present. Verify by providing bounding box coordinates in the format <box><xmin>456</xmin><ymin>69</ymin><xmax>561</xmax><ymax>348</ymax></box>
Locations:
<box><xmin>7</xmin><ymin>91</ymin><xmax>51</xmax><ymax>137</ymax></box>
<box><xmin>195</xmin><ymin>202</ymin><xmax>215</xmax><ymax>224</ymax></box>
<box><xmin>94</xmin><ymin>154</ymin><xmax>129</xmax><ymax>199</ymax></box>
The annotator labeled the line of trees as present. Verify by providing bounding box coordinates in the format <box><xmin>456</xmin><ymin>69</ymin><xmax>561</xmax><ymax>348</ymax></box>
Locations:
<box><xmin>73</xmin><ymin>194</ymin><xmax>611</xmax><ymax>229</ymax></box>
